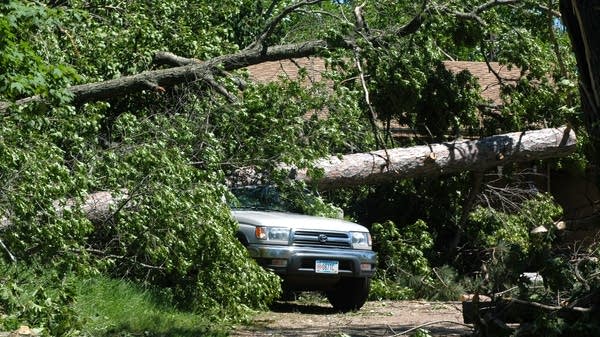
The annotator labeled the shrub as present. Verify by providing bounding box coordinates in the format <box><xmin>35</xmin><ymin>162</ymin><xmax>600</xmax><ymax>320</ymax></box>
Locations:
<box><xmin>0</xmin><ymin>263</ymin><xmax>81</xmax><ymax>337</ymax></box>
<box><xmin>369</xmin><ymin>219</ymin><xmax>464</xmax><ymax>300</ymax></box>
<box><xmin>467</xmin><ymin>193</ymin><xmax>562</xmax><ymax>253</ymax></box>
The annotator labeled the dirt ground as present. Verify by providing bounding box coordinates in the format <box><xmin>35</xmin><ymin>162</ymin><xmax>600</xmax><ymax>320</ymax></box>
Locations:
<box><xmin>231</xmin><ymin>299</ymin><xmax>473</xmax><ymax>337</ymax></box>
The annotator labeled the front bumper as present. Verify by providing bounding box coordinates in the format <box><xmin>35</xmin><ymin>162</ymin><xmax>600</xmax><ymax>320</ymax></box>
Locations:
<box><xmin>246</xmin><ymin>244</ymin><xmax>377</xmax><ymax>279</ymax></box>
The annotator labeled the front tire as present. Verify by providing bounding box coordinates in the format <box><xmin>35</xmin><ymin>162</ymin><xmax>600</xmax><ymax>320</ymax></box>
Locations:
<box><xmin>326</xmin><ymin>277</ymin><xmax>370</xmax><ymax>312</ymax></box>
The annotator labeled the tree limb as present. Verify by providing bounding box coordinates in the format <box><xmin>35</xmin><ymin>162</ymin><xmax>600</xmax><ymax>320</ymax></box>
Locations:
<box><xmin>436</xmin><ymin>0</ymin><xmax>520</xmax><ymax>26</ymax></box>
<box><xmin>83</xmin><ymin>248</ymin><xmax>165</xmax><ymax>271</ymax></box>
<box><xmin>450</xmin><ymin>170</ymin><xmax>484</xmax><ymax>256</ymax></box>
<box><xmin>471</xmin><ymin>0</ymin><xmax>520</xmax><ymax>15</ymax></box>
<box><xmin>0</xmin><ymin>0</ymin><xmax>552</xmax><ymax>112</ymax></box>
<box><xmin>0</xmin><ymin>1</ymin><xmax>434</xmax><ymax>112</ymax></box>
<box><xmin>546</xmin><ymin>0</ymin><xmax>568</xmax><ymax>79</ymax></box>
<box><xmin>536</xmin><ymin>2</ymin><xmax>561</xmax><ymax>18</ymax></box>
<box><xmin>353</xmin><ymin>2</ymin><xmax>369</xmax><ymax>34</ymax></box>
<box><xmin>1</xmin><ymin>40</ymin><xmax>334</xmax><ymax>112</ymax></box>
<box><xmin>153</xmin><ymin>51</ymin><xmax>200</xmax><ymax>67</ymax></box>
<box><xmin>290</xmin><ymin>126</ymin><xmax>576</xmax><ymax>190</ymax></box>
<box><xmin>204</xmin><ymin>73</ymin><xmax>238</xmax><ymax>103</ymax></box>
<box><xmin>152</xmin><ymin>52</ymin><xmax>248</xmax><ymax>90</ymax></box>
<box><xmin>246</xmin><ymin>0</ymin><xmax>326</xmax><ymax>51</ymax></box>
<box><xmin>354</xmin><ymin>51</ymin><xmax>385</xmax><ymax>148</ymax></box>
<box><xmin>390</xmin><ymin>320</ymin><xmax>472</xmax><ymax>336</ymax></box>
<box><xmin>0</xmin><ymin>237</ymin><xmax>16</xmax><ymax>263</ymax></box>
<box><xmin>504</xmin><ymin>297</ymin><xmax>591</xmax><ymax>313</ymax></box>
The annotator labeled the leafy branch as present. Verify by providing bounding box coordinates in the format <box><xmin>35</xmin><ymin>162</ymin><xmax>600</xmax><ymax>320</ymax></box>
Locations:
<box><xmin>0</xmin><ymin>0</ymin><xmax>525</xmax><ymax>113</ymax></box>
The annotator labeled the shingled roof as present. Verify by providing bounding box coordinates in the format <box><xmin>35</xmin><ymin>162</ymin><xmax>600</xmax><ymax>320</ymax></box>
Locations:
<box><xmin>246</xmin><ymin>58</ymin><xmax>327</xmax><ymax>84</ymax></box>
<box><xmin>246</xmin><ymin>58</ymin><xmax>523</xmax><ymax>106</ymax></box>
<box><xmin>443</xmin><ymin>60</ymin><xmax>522</xmax><ymax>105</ymax></box>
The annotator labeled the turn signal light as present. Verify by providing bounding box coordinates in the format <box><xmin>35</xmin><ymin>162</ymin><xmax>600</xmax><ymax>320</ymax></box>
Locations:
<box><xmin>255</xmin><ymin>227</ymin><xmax>267</xmax><ymax>239</ymax></box>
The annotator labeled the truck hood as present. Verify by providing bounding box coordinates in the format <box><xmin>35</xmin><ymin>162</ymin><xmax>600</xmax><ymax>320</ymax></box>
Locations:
<box><xmin>232</xmin><ymin>209</ymin><xmax>369</xmax><ymax>232</ymax></box>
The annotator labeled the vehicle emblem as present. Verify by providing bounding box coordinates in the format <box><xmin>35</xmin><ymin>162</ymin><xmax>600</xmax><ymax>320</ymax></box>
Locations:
<box><xmin>318</xmin><ymin>234</ymin><xmax>328</xmax><ymax>243</ymax></box>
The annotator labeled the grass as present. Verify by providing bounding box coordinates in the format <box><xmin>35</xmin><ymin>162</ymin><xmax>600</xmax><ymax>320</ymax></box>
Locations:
<box><xmin>73</xmin><ymin>276</ymin><xmax>228</xmax><ymax>337</ymax></box>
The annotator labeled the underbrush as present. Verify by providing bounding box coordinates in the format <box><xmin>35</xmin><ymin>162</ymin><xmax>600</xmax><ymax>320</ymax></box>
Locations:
<box><xmin>368</xmin><ymin>219</ymin><xmax>466</xmax><ymax>301</ymax></box>
<box><xmin>370</xmin><ymin>265</ymin><xmax>466</xmax><ymax>301</ymax></box>
<box><xmin>367</xmin><ymin>193</ymin><xmax>567</xmax><ymax>304</ymax></box>
<box><xmin>368</xmin><ymin>192</ymin><xmax>600</xmax><ymax>336</ymax></box>
<box><xmin>0</xmin><ymin>263</ymin><xmax>79</xmax><ymax>336</ymax></box>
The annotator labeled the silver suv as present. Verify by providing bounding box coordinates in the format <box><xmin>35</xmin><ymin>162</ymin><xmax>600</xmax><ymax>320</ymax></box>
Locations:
<box><xmin>231</xmin><ymin>186</ymin><xmax>377</xmax><ymax>312</ymax></box>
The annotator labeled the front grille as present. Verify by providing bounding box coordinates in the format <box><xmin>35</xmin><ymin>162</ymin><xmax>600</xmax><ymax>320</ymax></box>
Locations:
<box><xmin>292</xmin><ymin>230</ymin><xmax>351</xmax><ymax>248</ymax></box>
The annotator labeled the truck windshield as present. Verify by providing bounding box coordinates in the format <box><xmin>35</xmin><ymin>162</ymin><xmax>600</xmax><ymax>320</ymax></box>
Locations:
<box><xmin>229</xmin><ymin>186</ymin><xmax>293</xmax><ymax>212</ymax></box>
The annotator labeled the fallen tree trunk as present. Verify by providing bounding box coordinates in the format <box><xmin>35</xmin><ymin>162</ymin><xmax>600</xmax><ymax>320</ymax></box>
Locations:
<box><xmin>292</xmin><ymin>126</ymin><xmax>577</xmax><ymax>190</ymax></box>
<box><xmin>0</xmin><ymin>126</ymin><xmax>576</xmax><ymax>230</ymax></box>
<box><xmin>0</xmin><ymin>190</ymin><xmax>129</xmax><ymax>231</ymax></box>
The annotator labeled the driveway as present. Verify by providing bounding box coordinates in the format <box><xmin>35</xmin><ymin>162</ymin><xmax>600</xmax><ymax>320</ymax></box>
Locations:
<box><xmin>231</xmin><ymin>300</ymin><xmax>472</xmax><ymax>337</ymax></box>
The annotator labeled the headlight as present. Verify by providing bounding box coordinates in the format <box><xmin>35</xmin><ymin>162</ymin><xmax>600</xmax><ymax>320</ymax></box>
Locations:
<box><xmin>255</xmin><ymin>226</ymin><xmax>290</xmax><ymax>242</ymax></box>
<box><xmin>351</xmin><ymin>231</ymin><xmax>372</xmax><ymax>249</ymax></box>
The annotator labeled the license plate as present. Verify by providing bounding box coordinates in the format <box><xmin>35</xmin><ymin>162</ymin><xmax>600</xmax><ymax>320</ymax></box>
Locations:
<box><xmin>315</xmin><ymin>260</ymin><xmax>339</xmax><ymax>274</ymax></box>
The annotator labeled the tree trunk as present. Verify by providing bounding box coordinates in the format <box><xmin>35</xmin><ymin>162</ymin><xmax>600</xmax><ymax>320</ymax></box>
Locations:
<box><xmin>560</xmin><ymin>0</ymin><xmax>600</xmax><ymax>162</ymax></box>
<box><xmin>0</xmin><ymin>190</ymin><xmax>129</xmax><ymax>231</ymax></box>
<box><xmin>0</xmin><ymin>126</ymin><xmax>576</xmax><ymax>230</ymax></box>
<box><xmin>292</xmin><ymin>126</ymin><xmax>576</xmax><ymax>190</ymax></box>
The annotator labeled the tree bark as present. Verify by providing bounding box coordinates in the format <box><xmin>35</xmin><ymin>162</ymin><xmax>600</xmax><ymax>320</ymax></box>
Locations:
<box><xmin>292</xmin><ymin>126</ymin><xmax>576</xmax><ymax>190</ymax></box>
<box><xmin>0</xmin><ymin>126</ymin><xmax>576</xmax><ymax>230</ymax></box>
<box><xmin>0</xmin><ymin>190</ymin><xmax>129</xmax><ymax>231</ymax></box>
<box><xmin>560</xmin><ymin>0</ymin><xmax>600</xmax><ymax>161</ymax></box>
